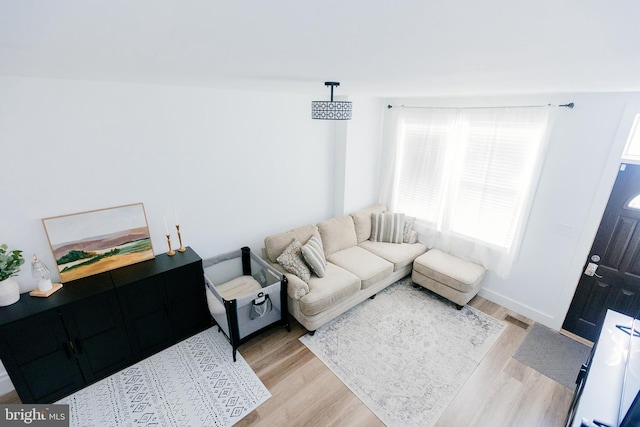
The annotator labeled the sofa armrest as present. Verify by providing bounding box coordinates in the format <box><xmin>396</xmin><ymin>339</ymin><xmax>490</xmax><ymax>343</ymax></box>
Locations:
<box><xmin>284</xmin><ymin>272</ymin><xmax>310</xmax><ymax>300</ymax></box>
<box><xmin>266</xmin><ymin>259</ymin><xmax>310</xmax><ymax>300</ymax></box>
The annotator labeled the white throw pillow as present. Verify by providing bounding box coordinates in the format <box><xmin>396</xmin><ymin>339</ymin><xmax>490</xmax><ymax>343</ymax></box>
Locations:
<box><xmin>403</xmin><ymin>216</ymin><xmax>416</xmax><ymax>243</ymax></box>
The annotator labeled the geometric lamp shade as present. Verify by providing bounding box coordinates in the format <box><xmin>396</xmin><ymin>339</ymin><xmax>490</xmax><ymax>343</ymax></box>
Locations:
<box><xmin>311</xmin><ymin>100</ymin><xmax>352</xmax><ymax>120</ymax></box>
<box><xmin>311</xmin><ymin>82</ymin><xmax>352</xmax><ymax>120</ymax></box>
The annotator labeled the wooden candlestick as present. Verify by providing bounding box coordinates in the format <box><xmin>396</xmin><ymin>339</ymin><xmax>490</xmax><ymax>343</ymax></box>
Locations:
<box><xmin>166</xmin><ymin>234</ymin><xmax>175</xmax><ymax>256</ymax></box>
<box><xmin>176</xmin><ymin>225</ymin><xmax>186</xmax><ymax>252</ymax></box>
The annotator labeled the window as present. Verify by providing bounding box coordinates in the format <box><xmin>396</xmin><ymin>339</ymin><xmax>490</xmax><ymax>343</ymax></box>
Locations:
<box><xmin>627</xmin><ymin>194</ymin><xmax>640</xmax><ymax>210</ymax></box>
<box><xmin>622</xmin><ymin>114</ymin><xmax>640</xmax><ymax>162</ymax></box>
<box><xmin>383</xmin><ymin>106</ymin><xmax>554</xmax><ymax>277</ymax></box>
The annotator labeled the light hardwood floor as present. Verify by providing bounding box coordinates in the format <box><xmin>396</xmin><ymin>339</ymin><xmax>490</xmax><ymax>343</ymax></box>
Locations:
<box><xmin>233</xmin><ymin>295</ymin><xmax>576</xmax><ymax>427</ymax></box>
<box><xmin>0</xmin><ymin>294</ymin><xmax>577</xmax><ymax>426</ymax></box>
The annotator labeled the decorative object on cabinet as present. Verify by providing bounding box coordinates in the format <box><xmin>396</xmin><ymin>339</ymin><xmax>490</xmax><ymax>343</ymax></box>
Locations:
<box><xmin>28</xmin><ymin>254</ymin><xmax>63</xmax><ymax>297</ymax></box>
<box><xmin>30</xmin><ymin>254</ymin><xmax>52</xmax><ymax>292</ymax></box>
<box><xmin>28</xmin><ymin>283</ymin><xmax>63</xmax><ymax>298</ymax></box>
<box><xmin>165</xmin><ymin>234</ymin><xmax>175</xmax><ymax>256</ymax></box>
<box><xmin>176</xmin><ymin>225</ymin><xmax>186</xmax><ymax>252</ymax></box>
<box><xmin>311</xmin><ymin>81</ymin><xmax>352</xmax><ymax>120</ymax></box>
<box><xmin>174</xmin><ymin>208</ymin><xmax>186</xmax><ymax>253</ymax></box>
<box><xmin>0</xmin><ymin>278</ymin><xmax>20</xmax><ymax>307</ymax></box>
<box><xmin>0</xmin><ymin>243</ymin><xmax>24</xmax><ymax>307</ymax></box>
<box><xmin>163</xmin><ymin>216</ymin><xmax>175</xmax><ymax>256</ymax></box>
<box><xmin>0</xmin><ymin>247</ymin><xmax>209</xmax><ymax>403</ymax></box>
<box><xmin>42</xmin><ymin>203</ymin><xmax>154</xmax><ymax>282</ymax></box>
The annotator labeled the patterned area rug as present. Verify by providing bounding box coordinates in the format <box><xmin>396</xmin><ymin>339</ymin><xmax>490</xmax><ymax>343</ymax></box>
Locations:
<box><xmin>57</xmin><ymin>327</ymin><xmax>270</xmax><ymax>427</ymax></box>
<box><xmin>300</xmin><ymin>278</ymin><xmax>505</xmax><ymax>427</ymax></box>
<box><xmin>514</xmin><ymin>322</ymin><xmax>592</xmax><ymax>389</ymax></box>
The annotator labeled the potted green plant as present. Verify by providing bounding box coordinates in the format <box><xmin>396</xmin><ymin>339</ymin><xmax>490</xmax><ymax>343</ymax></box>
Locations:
<box><xmin>0</xmin><ymin>244</ymin><xmax>25</xmax><ymax>306</ymax></box>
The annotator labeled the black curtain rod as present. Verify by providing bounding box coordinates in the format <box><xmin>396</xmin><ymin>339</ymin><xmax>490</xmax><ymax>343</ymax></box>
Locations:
<box><xmin>387</xmin><ymin>102</ymin><xmax>574</xmax><ymax>110</ymax></box>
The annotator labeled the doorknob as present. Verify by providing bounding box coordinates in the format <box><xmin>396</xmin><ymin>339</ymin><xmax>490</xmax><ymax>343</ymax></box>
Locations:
<box><xmin>585</xmin><ymin>254</ymin><xmax>603</xmax><ymax>278</ymax></box>
<box><xmin>585</xmin><ymin>262</ymin><xmax>603</xmax><ymax>278</ymax></box>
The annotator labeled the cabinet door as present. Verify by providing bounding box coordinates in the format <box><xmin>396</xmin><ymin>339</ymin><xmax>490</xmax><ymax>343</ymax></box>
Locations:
<box><xmin>0</xmin><ymin>310</ymin><xmax>84</xmax><ymax>403</ymax></box>
<box><xmin>164</xmin><ymin>262</ymin><xmax>210</xmax><ymax>341</ymax></box>
<box><xmin>117</xmin><ymin>275</ymin><xmax>174</xmax><ymax>359</ymax></box>
<box><xmin>62</xmin><ymin>290</ymin><xmax>133</xmax><ymax>383</ymax></box>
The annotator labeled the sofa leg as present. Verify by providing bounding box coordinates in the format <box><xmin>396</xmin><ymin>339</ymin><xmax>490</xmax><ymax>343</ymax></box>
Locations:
<box><xmin>308</xmin><ymin>330</ymin><xmax>316</xmax><ymax>336</ymax></box>
<box><xmin>456</xmin><ymin>304</ymin><xmax>464</xmax><ymax>310</ymax></box>
<box><xmin>370</xmin><ymin>294</ymin><xmax>376</xmax><ymax>300</ymax></box>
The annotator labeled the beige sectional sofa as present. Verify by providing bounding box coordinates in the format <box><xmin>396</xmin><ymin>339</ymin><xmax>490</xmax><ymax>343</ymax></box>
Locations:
<box><xmin>262</xmin><ymin>204</ymin><xmax>427</xmax><ymax>333</ymax></box>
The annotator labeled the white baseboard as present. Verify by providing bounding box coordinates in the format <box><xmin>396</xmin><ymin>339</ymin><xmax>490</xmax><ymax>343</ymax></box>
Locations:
<box><xmin>478</xmin><ymin>288</ymin><xmax>560</xmax><ymax>330</ymax></box>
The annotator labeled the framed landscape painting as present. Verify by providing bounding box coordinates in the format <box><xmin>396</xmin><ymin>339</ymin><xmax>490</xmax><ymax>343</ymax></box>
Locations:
<box><xmin>43</xmin><ymin>203</ymin><xmax>155</xmax><ymax>282</ymax></box>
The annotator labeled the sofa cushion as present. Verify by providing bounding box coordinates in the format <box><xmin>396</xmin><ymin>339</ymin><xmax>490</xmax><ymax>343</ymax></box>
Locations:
<box><xmin>350</xmin><ymin>204</ymin><xmax>387</xmax><ymax>243</ymax></box>
<box><xmin>301</xmin><ymin>235</ymin><xmax>327</xmax><ymax>278</ymax></box>
<box><xmin>327</xmin><ymin>246</ymin><xmax>393</xmax><ymax>289</ymax></box>
<box><xmin>298</xmin><ymin>263</ymin><xmax>361</xmax><ymax>316</ymax></box>
<box><xmin>371</xmin><ymin>212</ymin><xmax>405</xmax><ymax>244</ymax></box>
<box><xmin>359</xmin><ymin>240</ymin><xmax>427</xmax><ymax>271</ymax></box>
<box><xmin>264</xmin><ymin>224</ymin><xmax>319</xmax><ymax>263</ymax></box>
<box><xmin>277</xmin><ymin>239</ymin><xmax>311</xmax><ymax>283</ymax></box>
<box><xmin>317</xmin><ymin>215</ymin><xmax>358</xmax><ymax>256</ymax></box>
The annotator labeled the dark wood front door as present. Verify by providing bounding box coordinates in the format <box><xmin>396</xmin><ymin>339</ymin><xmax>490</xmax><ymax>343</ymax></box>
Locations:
<box><xmin>563</xmin><ymin>163</ymin><xmax>640</xmax><ymax>342</ymax></box>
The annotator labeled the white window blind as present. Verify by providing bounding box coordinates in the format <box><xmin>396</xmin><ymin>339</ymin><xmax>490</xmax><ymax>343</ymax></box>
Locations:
<box><xmin>384</xmin><ymin>106</ymin><xmax>554</xmax><ymax>277</ymax></box>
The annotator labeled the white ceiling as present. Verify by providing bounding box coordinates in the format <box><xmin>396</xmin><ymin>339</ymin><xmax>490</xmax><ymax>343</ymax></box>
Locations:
<box><xmin>1</xmin><ymin>0</ymin><xmax>640</xmax><ymax>97</ymax></box>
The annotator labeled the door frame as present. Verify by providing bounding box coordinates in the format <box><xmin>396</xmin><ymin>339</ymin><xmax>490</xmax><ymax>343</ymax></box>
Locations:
<box><xmin>557</xmin><ymin>102</ymin><xmax>640</xmax><ymax>331</ymax></box>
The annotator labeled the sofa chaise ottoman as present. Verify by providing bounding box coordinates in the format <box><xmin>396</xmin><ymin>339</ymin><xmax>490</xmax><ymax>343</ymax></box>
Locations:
<box><xmin>412</xmin><ymin>249</ymin><xmax>486</xmax><ymax>309</ymax></box>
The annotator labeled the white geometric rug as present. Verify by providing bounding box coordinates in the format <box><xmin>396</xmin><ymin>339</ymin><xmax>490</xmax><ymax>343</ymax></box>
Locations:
<box><xmin>300</xmin><ymin>278</ymin><xmax>505</xmax><ymax>427</ymax></box>
<box><xmin>57</xmin><ymin>327</ymin><xmax>270</xmax><ymax>427</ymax></box>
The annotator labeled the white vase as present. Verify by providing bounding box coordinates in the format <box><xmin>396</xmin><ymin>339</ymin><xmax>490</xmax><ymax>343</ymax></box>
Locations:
<box><xmin>0</xmin><ymin>278</ymin><xmax>20</xmax><ymax>306</ymax></box>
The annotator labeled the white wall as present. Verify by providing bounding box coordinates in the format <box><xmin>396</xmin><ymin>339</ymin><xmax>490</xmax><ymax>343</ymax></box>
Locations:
<box><xmin>385</xmin><ymin>92</ymin><xmax>640</xmax><ymax>330</ymax></box>
<box><xmin>342</xmin><ymin>96</ymin><xmax>386</xmax><ymax>214</ymax></box>
<box><xmin>0</xmin><ymin>76</ymin><xmax>338</xmax><ymax>290</ymax></box>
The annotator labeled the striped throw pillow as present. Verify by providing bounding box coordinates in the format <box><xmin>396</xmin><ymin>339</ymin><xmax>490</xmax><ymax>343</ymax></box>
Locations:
<box><xmin>301</xmin><ymin>236</ymin><xmax>327</xmax><ymax>278</ymax></box>
<box><xmin>370</xmin><ymin>212</ymin><xmax>405</xmax><ymax>244</ymax></box>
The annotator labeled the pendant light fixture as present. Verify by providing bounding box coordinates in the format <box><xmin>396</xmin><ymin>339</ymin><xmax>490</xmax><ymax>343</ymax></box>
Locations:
<box><xmin>311</xmin><ymin>82</ymin><xmax>352</xmax><ymax>120</ymax></box>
